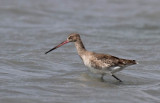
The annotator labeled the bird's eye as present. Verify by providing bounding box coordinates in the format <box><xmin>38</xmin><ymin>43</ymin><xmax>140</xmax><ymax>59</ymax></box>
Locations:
<box><xmin>69</xmin><ymin>36</ymin><xmax>73</xmax><ymax>39</ymax></box>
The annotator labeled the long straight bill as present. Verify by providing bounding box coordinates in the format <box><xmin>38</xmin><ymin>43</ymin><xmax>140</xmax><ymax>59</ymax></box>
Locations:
<box><xmin>45</xmin><ymin>40</ymin><xmax>69</xmax><ymax>54</ymax></box>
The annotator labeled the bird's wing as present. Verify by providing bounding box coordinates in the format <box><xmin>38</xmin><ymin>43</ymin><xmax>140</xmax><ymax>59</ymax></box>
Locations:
<box><xmin>90</xmin><ymin>52</ymin><xmax>132</xmax><ymax>69</ymax></box>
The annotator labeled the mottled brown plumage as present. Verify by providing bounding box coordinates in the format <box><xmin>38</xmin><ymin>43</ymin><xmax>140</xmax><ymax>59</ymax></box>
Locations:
<box><xmin>45</xmin><ymin>33</ymin><xmax>138</xmax><ymax>82</ymax></box>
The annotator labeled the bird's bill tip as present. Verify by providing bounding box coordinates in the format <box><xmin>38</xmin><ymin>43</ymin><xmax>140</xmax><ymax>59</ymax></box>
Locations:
<box><xmin>45</xmin><ymin>40</ymin><xmax>69</xmax><ymax>54</ymax></box>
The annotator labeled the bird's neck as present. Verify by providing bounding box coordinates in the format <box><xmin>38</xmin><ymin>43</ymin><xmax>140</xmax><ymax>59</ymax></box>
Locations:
<box><xmin>74</xmin><ymin>38</ymin><xmax>86</xmax><ymax>56</ymax></box>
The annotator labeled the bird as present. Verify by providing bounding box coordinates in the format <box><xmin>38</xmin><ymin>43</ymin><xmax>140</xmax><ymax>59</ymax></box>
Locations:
<box><xmin>45</xmin><ymin>33</ymin><xmax>138</xmax><ymax>82</ymax></box>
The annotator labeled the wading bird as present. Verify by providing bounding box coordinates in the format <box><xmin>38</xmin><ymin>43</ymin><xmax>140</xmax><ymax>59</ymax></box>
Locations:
<box><xmin>45</xmin><ymin>33</ymin><xmax>137</xmax><ymax>82</ymax></box>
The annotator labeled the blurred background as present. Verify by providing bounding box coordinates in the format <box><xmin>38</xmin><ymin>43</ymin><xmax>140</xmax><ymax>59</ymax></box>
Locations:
<box><xmin>0</xmin><ymin>0</ymin><xmax>160</xmax><ymax>103</ymax></box>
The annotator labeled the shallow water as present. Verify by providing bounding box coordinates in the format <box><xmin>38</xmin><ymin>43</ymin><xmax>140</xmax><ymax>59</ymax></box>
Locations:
<box><xmin>0</xmin><ymin>0</ymin><xmax>160</xmax><ymax>103</ymax></box>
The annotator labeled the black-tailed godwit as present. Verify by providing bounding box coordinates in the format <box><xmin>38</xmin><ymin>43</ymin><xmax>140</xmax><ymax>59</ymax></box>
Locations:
<box><xmin>45</xmin><ymin>33</ymin><xmax>138</xmax><ymax>82</ymax></box>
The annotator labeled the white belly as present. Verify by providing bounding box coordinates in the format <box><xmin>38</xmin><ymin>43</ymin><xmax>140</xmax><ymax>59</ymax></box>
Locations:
<box><xmin>81</xmin><ymin>55</ymin><xmax>125</xmax><ymax>75</ymax></box>
<box><xmin>108</xmin><ymin>66</ymin><xmax>125</xmax><ymax>73</ymax></box>
<box><xmin>87</xmin><ymin>66</ymin><xmax>125</xmax><ymax>75</ymax></box>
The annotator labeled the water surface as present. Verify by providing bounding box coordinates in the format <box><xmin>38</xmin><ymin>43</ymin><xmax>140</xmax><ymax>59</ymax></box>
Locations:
<box><xmin>0</xmin><ymin>0</ymin><xmax>160</xmax><ymax>103</ymax></box>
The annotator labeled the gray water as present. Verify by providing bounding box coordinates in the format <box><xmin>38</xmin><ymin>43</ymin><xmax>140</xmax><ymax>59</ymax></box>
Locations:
<box><xmin>0</xmin><ymin>0</ymin><xmax>160</xmax><ymax>103</ymax></box>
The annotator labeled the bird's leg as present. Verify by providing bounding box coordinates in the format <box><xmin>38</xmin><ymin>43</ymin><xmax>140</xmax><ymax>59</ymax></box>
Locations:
<box><xmin>112</xmin><ymin>74</ymin><xmax>122</xmax><ymax>82</ymax></box>
<box><xmin>100</xmin><ymin>74</ymin><xmax>104</xmax><ymax>81</ymax></box>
